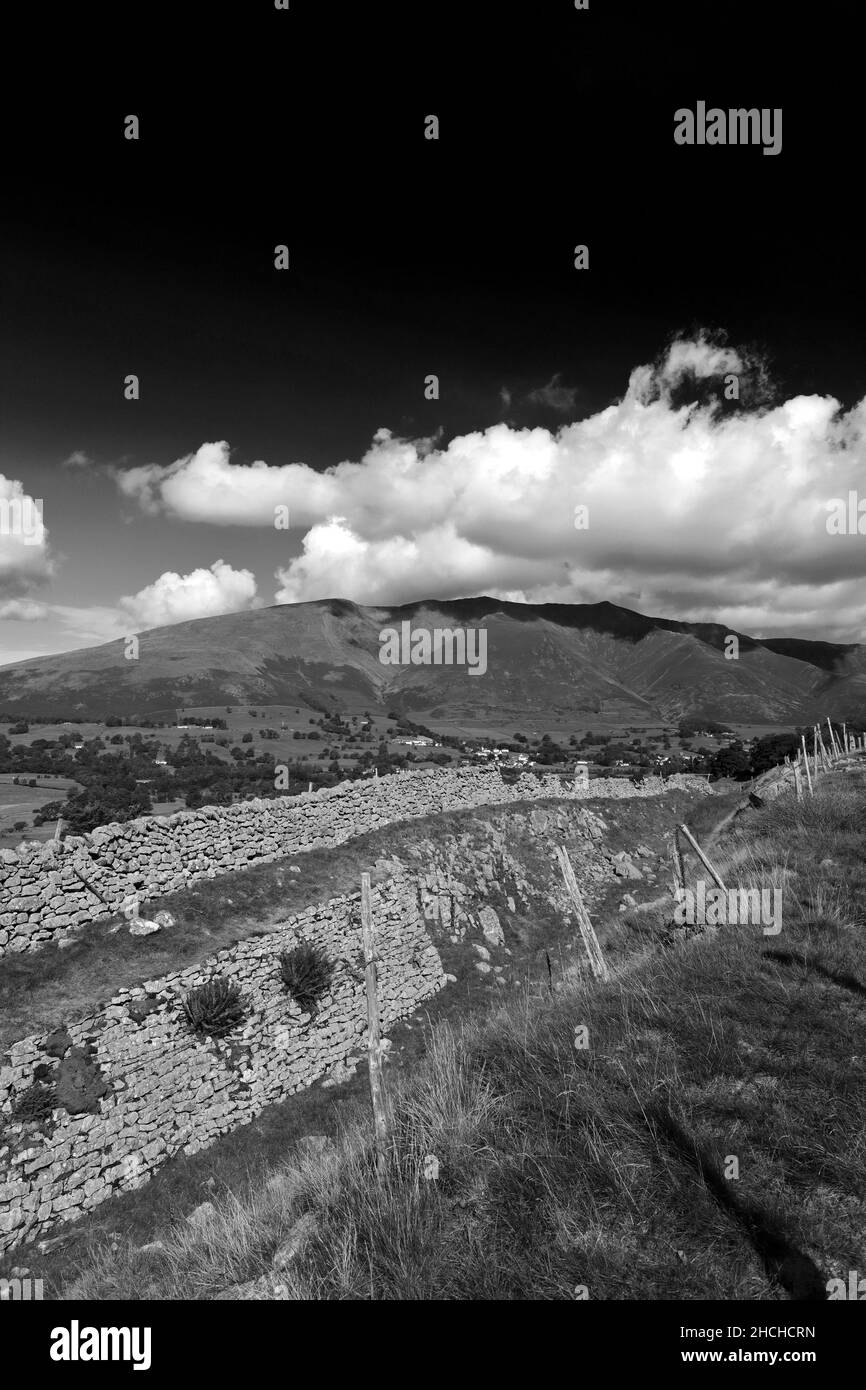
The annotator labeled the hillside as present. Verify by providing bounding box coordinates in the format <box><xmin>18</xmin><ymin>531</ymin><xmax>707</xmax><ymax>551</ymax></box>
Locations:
<box><xmin>1</xmin><ymin>597</ymin><xmax>865</xmax><ymax>724</ymax></box>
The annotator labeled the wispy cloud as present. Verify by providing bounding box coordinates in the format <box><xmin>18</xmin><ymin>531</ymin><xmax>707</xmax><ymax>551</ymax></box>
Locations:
<box><xmin>0</xmin><ymin>598</ymin><xmax>50</xmax><ymax>621</ymax></box>
<box><xmin>526</xmin><ymin>372</ymin><xmax>580</xmax><ymax>413</ymax></box>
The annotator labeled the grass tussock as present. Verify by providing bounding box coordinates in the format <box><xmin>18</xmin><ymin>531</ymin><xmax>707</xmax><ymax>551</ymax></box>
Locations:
<box><xmin>47</xmin><ymin>776</ymin><xmax>866</xmax><ymax>1299</ymax></box>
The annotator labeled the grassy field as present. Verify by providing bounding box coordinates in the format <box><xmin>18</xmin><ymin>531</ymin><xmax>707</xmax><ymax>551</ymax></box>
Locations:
<box><xmin>0</xmin><ymin>775</ymin><xmax>80</xmax><ymax>847</ymax></box>
<box><xmin>26</xmin><ymin>768</ymin><xmax>863</xmax><ymax>1301</ymax></box>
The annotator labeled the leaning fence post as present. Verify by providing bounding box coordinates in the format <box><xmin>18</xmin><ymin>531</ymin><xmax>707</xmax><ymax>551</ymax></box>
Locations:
<box><xmin>554</xmin><ymin>845</ymin><xmax>610</xmax><ymax>982</ymax></box>
<box><xmin>678</xmin><ymin>824</ymin><xmax>727</xmax><ymax>893</ymax></box>
<box><xmin>360</xmin><ymin>872</ymin><xmax>392</xmax><ymax>1173</ymax></box>
<box><xmin>670</xmin><ymin>830</ymin><xmax>686</xmax><ymax>895</ymax></box>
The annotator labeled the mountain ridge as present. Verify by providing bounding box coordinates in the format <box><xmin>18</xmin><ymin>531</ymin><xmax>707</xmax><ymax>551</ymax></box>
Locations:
<box><xmin>1</xmin><ymin>597</ymin><xmax>864</xmax><ymax>723</ymax></box>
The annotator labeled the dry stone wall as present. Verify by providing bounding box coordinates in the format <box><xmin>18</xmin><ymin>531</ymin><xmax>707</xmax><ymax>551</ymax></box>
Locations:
<box><xmin>0</xmin><ymin>766</ymin><xmax>711</xmax><ymax>959</ymax></box>
<box><xmin>0</xmin><ymin>873</ymin><xmax>443</xmax><ymax>1256</ymax></box>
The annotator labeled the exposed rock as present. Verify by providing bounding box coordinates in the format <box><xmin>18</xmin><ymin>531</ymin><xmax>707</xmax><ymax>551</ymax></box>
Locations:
<box><xmin>127</xmin><ymin>997</ymin><xmax>160</xmax><ymax>1024</ymax></box>
<box><xmin>271</xmin><ymin>1212</ymin><xmax>318</xmax><ymax>1269</ymax></box>
<box><xmin>478</xmin><ymin>905</ymin><xmax>505</xmax><ymax>948</ymax></box>
<box><xmin>187</xmin><ymin>1201</ymin><xmax>216</xmax><ymax>1229</ymax></box>
<box><xmin>129</xmin><ymin>918</ymin><xmax>161</xmax><ymax>936</ymax></box>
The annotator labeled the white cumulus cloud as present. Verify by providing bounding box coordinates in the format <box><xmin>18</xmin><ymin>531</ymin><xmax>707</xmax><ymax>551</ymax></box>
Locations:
<box><xmin>111</xmin><ymin>336</ymin><xmax>866</xmax><ymax>640</ymax></box>
<box><xmin>119</xmin><ymin>560</ymin><xmax>262</xmax><ymax>631</ymax></box>
<box><xmin>0</xmin><ymin>475</ymin><xmax>54</xmax><ymax>597</ymax></box>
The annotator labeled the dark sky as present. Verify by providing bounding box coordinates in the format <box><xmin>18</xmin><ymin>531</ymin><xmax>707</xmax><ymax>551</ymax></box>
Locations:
<box><xmin>1</xmin><ymin>0</ymin><xmax>865</xmax><ymax>661</ymax></box>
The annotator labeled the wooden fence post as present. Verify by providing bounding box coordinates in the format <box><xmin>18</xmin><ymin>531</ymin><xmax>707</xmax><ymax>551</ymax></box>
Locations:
<box><xmin>670</xmin><ymin>831</ymin><xmax>686</xmax><ymax>895</ymax></box>
<box><xmin>826</xmin><ymin>718</ymin><xmax>839</xmax><ymax>760</ymax></box>
<box><xmin>554</xmin><ymin>846</ymin><xmax>610</xmax><ymax>982</ymax></box>
<box><xmin>800</xmin><ymin>735</ymin><xmax>813</xmax><ymax>796</ymax></box>
<box><xmin>678</xmin><ymin>824</ymin><xmax>727</xmax><ymax>893</ymax></box>
<box><xmin>53</xmin><ymin>817</ymin><xmax>64</xmax><ymax>841</ymax></box>
<box><xmin>360</xmin><ymin>873</ymin><xmax>392</xmax><ymax>1172</ymax></box>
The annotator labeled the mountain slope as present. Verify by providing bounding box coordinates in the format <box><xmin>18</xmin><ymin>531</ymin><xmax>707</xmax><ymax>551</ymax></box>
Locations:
<box><xmin>0</xmin><ymin>597</ymin><xmax>864</xmax><ymax>722</ymax></box>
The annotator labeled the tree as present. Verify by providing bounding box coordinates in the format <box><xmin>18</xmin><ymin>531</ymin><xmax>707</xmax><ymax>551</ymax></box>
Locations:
<box><xmin>749</xmin><ymin>733</ymin><xmax>799</xmax><ymax>776</ymax></box>
<box><xmin>710</xmin><ymin>746</ymin><xmax>752</xmax><ymax>780</ymax></box>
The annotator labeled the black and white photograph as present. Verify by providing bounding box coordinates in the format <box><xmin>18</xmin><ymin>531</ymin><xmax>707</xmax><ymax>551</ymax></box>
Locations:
<box><xmin>0</xmin><ymin>0</ymin><xmax>864</xmax><ymax>1352</ymax></box>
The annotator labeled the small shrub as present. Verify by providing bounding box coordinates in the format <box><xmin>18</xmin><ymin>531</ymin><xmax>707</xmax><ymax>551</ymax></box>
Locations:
<box><xmin>279</xmin><ymin>942</ymin><xmax>333</xmax><ymax>1016</ymax></box>
<box><xmin>183</xmin><ymin>977</ymin><xmax>246</xmax><ymax>1037</ymax></box>
<box><xmin>11</xmin><ymin>1080</ymin><xmax>57</xmax><ymax>1125</ymax></box>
